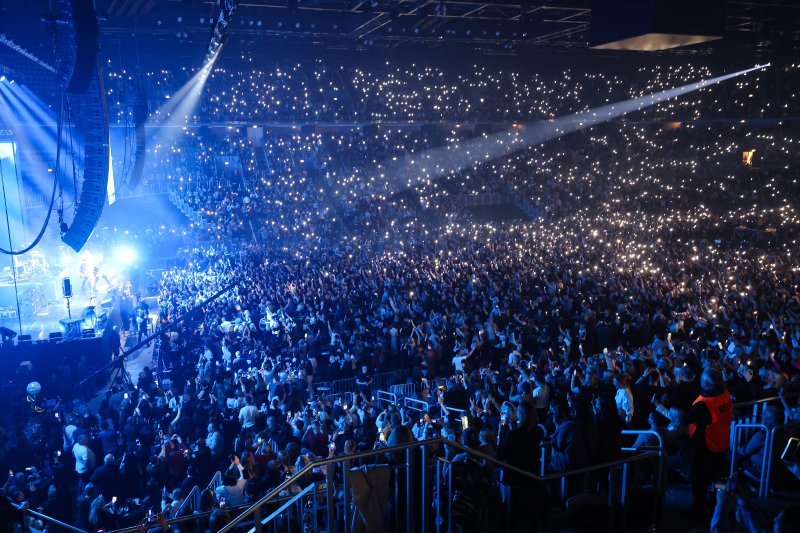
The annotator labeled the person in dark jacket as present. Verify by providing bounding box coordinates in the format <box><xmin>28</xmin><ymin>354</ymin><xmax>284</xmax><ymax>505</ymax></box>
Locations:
<box><xmin>0</xmin><ymin>493</ymin><xmax>26</xmax><ymax>530</ymax></box>
<box><xmin>592</xmin><ymin>395</ymin><xmax>623</xmax><ymax>463</ymax></box>
<box><xmin>90</xmin><ymin>454</ymin><xmax>123</xmax><ymax>500</ymax></box>
<box><xmin>498</xmin><ymin>401</ymin><xmax>547</xmax><ymax>531</ymax></box>
<box><xmin>548</xmin><ymin>399</ymin><xmax>590</xmax><ymax>474</ymax></box>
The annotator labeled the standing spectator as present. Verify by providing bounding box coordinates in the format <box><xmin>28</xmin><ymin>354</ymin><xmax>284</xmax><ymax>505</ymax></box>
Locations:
<box><xmin>72</xmin><ymin>434</ymin><xmax>96</xmax><ymax>493</ymax></box>
<box><xmin>686</xmin><ymin>368</ymin><xmax>733</xmax><ymax>517</ymax></box>
<box><xmin>356</xmin><ymin>364</ymin><xmax>374</xmax><ymax>397</ymax></box>
<box><xmin>498</xmin><ymin>401</ymin><xmax>547</xmax><ymax>531</ymax></box>
<box><xmin>90</xmin><ymin>454</ymin><xmax>122</xmax><ymax>500</ymax></box>
<box><xmin>614</xmin><ymin>374</ymin><xmax>635</xmax><ymax>426</ymax></box>
<box><xmin>238</xmin><ymin>396</ymin><xmax>259</xmax><ymax>432</ymax></box>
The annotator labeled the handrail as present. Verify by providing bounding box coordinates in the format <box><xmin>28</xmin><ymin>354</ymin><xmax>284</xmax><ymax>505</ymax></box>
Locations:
<box><xmin>389</xmin><ymin>382</ymin><xmax>416</xmax><ymax>400</ymax></box>
<box><xmin>106</xmin><ymin>488</ymin><xmax>329</xmax><ymax>533</ymax></box>
<box><xmin>176</xmin><ymin>485</ymin><xmax>200</xmax><ymax>516</ymax></box>
<box><xmin>109</xmin><ymin>503</ymin><xmax>253</xmax><ymax>533</ymax></box>
<box><xmin>255</xmin><ymin>482</ymin><xmax>316</xmax><ymax>528</ymax></box>
<box><xmin>621</xmin><ymin>427</ymin><xmax>667</xmax><ymax>517</ymax></box>
<box><xmin>208</xmin><ymin>470</ymin><xmax>223</xmax><ymax>491</ymax></box>
<box><xmin>217</xmin><ymin>439</ymin><xmax>435</xmax><ymax>533</ymax></box>
<box><xmin>538</xmin><ymin>451</ymin><xmax>658</xmax><ymax>481</ymax></box>
<box><xmin>622</xmin><ymin>429</ymin><xmax>664</xmax><ymax>452</ymax></box>
<box><xmin>217</xmin><ymin>436</ymin><xmax>661</xmax><ymax>533</ymax></box>
<box><xmin>27</xmin><ymin>509</ymin><xmax>89</xmax><ymax>533</ymax></box>
<box><xmin>732</xmin><ymin>390</ymin><xmax>800</xmax><ymax>411</ymax></box>
<box><xmin>442</xmin><ymin>404</ymin><xmax>466</xmax><ymax>417</ymax></box>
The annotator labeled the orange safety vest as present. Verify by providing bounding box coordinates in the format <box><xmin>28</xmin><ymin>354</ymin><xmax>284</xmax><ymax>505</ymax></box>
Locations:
<box><xmin>688</xmin><ymin>391</ymin><xmax>733</xmax><ymax>453</ymax></box>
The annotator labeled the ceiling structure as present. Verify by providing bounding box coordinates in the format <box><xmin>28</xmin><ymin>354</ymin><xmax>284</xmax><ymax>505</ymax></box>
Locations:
<box><xmin>2</xmin><ymin>0</ymin><xmax>800</xmax><ymax>72</ymax></box>
<box><xmin>91</xmin><ymin>0</ymin><xmax>800</xmax><ymax>54</ymax></box>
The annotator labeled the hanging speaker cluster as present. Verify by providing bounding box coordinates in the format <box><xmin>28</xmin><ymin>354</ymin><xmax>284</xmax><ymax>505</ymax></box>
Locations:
<box><xmin>65</xmin><ymin>0</ymin><xmax>100</xmax><ymax>94</ymax></box>
<box><xmin>52</xmin><ymin>0</ymin><xmax>77</xmax><ymax>92</ymax></box>
<box><xmin>54</xmin><ymin>0</ymin><xmax>109</xmax><ymax>253</ymax></box>
<box><xmin>62</xmin><ymin>69</ymin><xmax>109</xmax><ymax>252</ymax></box>
<box><xmin>125</xmin><ymin>79</ymin><xmax>148</xmax><ymax>191</ymax></box>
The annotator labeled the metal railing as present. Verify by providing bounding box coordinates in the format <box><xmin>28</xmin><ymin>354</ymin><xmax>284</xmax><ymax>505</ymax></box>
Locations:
<box><xmin>325</xmin><ymin>370</ymin><xmax>405</xmax><ymax>399</ymax></box>
<box><xmin>376</xmin><ymin>389</ymin><xmax>397</xmax><ymax>407</ymax></box>
<box><xmin>27</xmin><ymin>509</ymin><xmax>89</xmax><ymax>533</ymax></box>
<box><xmin>373</xmin><ymin>370</ymin><xmax>403</xmax><ymax>391</ymax></box>
<box><xmin>403</xmin><ymin>396</ymin><xmax>430</xmax><ymax>413</ymax></box>
<box><xmin>208</xmin><ymin>471</ymin><xmax>223</xmax><ymax>492</ymax></box>
<box><xmin>389</xmin><ymin>382</ymin><xmax>416</xmax><ymax>400</ymax></box>
<box><xmin>104</xmin><ymin>488</ymin><xmax>329</xmax><ymax>533</ymax></box>
<box><xmin>30</xmin><ymin>426</ymin><xmax>668</xmax><ymax>533</ymax></box>
<box><xmin>732</xmin><ymin>390</ymin><xmax>800</xmax><ymax>424</ymax></box>
<box><xmin>175</xmin><ymin>485</ymin><xmax>201</xmax><ymax>516</ymax></box>
<box><xmin>439</xmin><ymin>404</ymin><xmax>466</xmax><ymax>418</ymax></box>
<box><xmin>622</xmin><ymin>428</ymin><xmax>667</xmax><ymax>514</ymax></box>
<box><xmin>211</xmin><ymin>436</ymin><xmax>662</xmax><ymax>533</ymax></box>
<box><xmin>730</xmin><ymin>420</ymin><xmax>800</xmax><ymax>497</ymax></box>
<box><xmin>730</xmin><ymin>423</ymin><xmax>771</xmax><ymax>496</ymax></box>
<box><xmin>330</xmin><ymin>377</ymin><xmax>356</xmax><ymax>396</ymax></box>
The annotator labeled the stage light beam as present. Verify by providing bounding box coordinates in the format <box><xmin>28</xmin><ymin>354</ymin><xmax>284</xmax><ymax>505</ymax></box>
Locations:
<box><xmin>113</xmin><ymin>245</ymin><xmax>137</xmax><ymax>266</ymax></box>
<box><xmin>382</xmin><ymin>63</ymin><xmax>770</xmax><ymax>193</ymax></box>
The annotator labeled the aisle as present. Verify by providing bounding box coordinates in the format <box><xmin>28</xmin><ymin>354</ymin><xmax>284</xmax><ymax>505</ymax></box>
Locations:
<box><xmin>86</xmin><ymin>330</ymin><xmax>155</xmax><ymax>411</ymax></box>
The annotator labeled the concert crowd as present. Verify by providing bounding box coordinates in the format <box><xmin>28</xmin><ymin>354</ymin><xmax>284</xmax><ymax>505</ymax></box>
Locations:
<box><xmin>2</xmin><ymin>59</ymin><xmax>800</xmax><ymax>532</ymax></box>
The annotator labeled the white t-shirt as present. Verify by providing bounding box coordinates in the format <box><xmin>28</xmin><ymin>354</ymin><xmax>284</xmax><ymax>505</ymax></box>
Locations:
<box><xmin>72</xmin><ymin>442</ymin><xmax>96</xmax><ymax>474</ymax></box>
<box><xmin>452</xmin><ymin>356</ymin><xmax>465</xmax><ymax>373</ymax></box>
<box><xmin>238</xmin><ymin>404</ymin><xmax>259</xmax><ymax>428</ymax></box>
<box><xmin>531</xmin><ymin>384</ymin><xmax>550</xmax><ymax>409</ymax></box>
<box><xmin>615</xmin><ymin>388</ymin><xmax>634</xmax><ymax>424</ymax></box>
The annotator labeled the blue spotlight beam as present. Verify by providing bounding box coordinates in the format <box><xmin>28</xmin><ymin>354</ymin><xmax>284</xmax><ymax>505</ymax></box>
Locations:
<box><xmin>385</xmin><ymin>64</ymin><xmax>770</xmax><ymax>191</ymax></box>
<box><xmin>0</xmin><ymin>81</ymin><xmax>75</xmax><ymax>200</ymax></box>
<box><xmin>146</xmin><ymin>49</ymin><xmax>221</xmax><ymax>172</ymax></box>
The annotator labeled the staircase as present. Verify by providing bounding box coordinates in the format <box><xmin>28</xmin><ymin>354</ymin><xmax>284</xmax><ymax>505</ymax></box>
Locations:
<box><xmin>100</xmin><ymin>434</ymin><xmax>664</xmax><ymax>533</ymax></box>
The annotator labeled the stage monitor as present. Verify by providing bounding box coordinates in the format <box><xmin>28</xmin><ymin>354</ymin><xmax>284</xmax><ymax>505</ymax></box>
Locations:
<box><xmin>58</xmin><ymin>318</ymin><xmax>83</xmax><ymax>339</ymax></box>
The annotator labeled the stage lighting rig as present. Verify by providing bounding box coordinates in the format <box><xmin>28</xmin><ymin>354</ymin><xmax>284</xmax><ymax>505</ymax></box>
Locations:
<box><xmin>205</xmin><ymin>0</ymin><xmax>238</xmax><ymax>64</ymax></box>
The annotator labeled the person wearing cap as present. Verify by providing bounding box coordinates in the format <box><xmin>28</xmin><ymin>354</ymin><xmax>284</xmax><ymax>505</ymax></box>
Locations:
<box><xmin>686</xmin><ymin>367</ymin><xmax>733</xmax><ymax>517</ymax></box>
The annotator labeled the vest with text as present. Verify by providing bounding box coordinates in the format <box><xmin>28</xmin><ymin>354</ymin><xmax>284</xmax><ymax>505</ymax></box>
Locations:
<box><xmin>688</xmin><ymin>390</ymin><xmax>733</xmax><ymax>453</ymax></box>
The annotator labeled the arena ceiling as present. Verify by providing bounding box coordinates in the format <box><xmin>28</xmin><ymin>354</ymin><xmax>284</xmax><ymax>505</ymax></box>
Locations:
<box><xmin>1</xmin><ymin>0</ymin><xmax>800</xmax><ymax>67</ymax></box>
<box><xmin>95</xmin><ymin>0</ymin><xmax>800</xmax><ymax>53</ymax></box>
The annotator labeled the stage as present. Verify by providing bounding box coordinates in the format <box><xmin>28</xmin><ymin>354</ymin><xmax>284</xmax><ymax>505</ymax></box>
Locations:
<box><xmin>0</xmin><ymin>245</ymin><xmax>141</xmax><ymax>340</ymax></box>
<box><xmin>0</xmin><ymin>278</ymin><xmax>115</xmax><ymax>340</ymax></box>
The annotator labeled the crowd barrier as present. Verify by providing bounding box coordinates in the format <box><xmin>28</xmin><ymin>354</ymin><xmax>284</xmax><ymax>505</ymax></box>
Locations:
<box><xmin>376</xmin><ymin>390</ymin><xmax>397</xmax><ymax>407</ymax></box>
<box><xmin>729</xmin><ymin>420</ymin><xmax>800</xmax><ymax>497</ymax></box>
<box><xmin>404</xmin><ymin>396</ymin><xmax>429</xmax><ymax>413</ymax></box>
<box><xmin>389</xmin><ymin>382</ymin><xmax>416</xmax><ymax>400</ymax></box>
